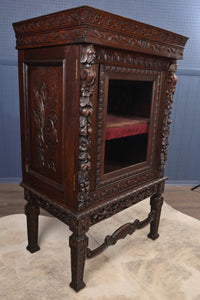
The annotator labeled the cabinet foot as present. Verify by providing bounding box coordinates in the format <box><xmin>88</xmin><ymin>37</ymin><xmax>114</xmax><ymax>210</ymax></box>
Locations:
<box><xmin>25</xmin><ymin>200</ymin><xmax>40</xmax><ymax>253</ymax></box>
<box><xmin>148</xmin><ymin>192</ymin><xmax>163</xmax><ymax>240</ymax></box>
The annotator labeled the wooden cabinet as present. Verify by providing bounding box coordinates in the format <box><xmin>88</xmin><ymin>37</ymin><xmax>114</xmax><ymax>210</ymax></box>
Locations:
<box><xmin>13</xmin><ymin>6</ymin><xmax>188</xmax><ymax>291</ymax></box>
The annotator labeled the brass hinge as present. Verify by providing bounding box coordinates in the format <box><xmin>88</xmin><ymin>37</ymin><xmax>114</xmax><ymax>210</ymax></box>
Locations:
<box><xmin>75</xmin><ymin>59</ymin><xmax>78</xmax><ymax>80</ymax></box>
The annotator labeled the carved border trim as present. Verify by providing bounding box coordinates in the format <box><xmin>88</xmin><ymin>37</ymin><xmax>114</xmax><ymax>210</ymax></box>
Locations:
<box><xmin>78</xmin><ymin>45</ymin><xmax>97</xmax><ymax>211</ymax></box>
<box><xmin>95</xmin><ymin>47</ymin><xmax>170</xmax><ymax>71</ymax></box>
<box><xmin>84</xmin><ymin>28</ymin><xmax>184</xmax><ymax>59</ymax></box>
<box><xmin>88</xmin><ymin>179</ymin><xmax>166</xmax><ymax>226</ymax></box>
<box><xmin>14</xmin><ymin>26</ymin><xmax>185</xmax><ymax>60</ymax></box>
<box><xmin>13</xmin><ymin>6</ymin><xmax>187</xmax><ymax>59</ymax></box>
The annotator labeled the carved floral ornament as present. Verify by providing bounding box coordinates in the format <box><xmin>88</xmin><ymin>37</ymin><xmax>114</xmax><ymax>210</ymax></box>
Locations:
<box><xmin>78</xmin><ymin>45</ymin><xmax>96</xmax><ymax>210</ymax></box>
<box><xmin>33</xmin><ymin>80</ymin><xmax>59</xmax><ymax>173</ymax></box>
<box><xmin>159</xmin><ymin>62</ymin><xmax>177</xmax><ymax>175</ymax></box>
<box><xmin>13</xmin><ymin>7</ymin><xmax>187</xmax><ymax>53</ymax></box>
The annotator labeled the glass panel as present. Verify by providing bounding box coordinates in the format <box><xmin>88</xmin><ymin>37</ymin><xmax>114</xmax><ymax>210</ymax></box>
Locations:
<box><xmin>104</xmin><ymin>79</ymin><xmax>153</xmax><ymax>174</ymax></box>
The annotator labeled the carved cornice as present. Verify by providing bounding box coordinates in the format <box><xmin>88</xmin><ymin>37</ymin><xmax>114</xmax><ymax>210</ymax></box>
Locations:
<box><xmin>78</xmin><ymin>45</ymin><xmax>96</xmax><ymax>211</ymax></box>
<box><xmin>13</xmin><ymin>6</ymin><xmax>187</xmax><ymax>59</ymax></box>
<box><xmin>84</xmin><ymin>27</ymin><xmax>185</xmax><ymax>59</ymax></box>
<box><xmin>159</xmin><ymin>62</ymin><xmax>177</xmax><ymax>176</ymax></box>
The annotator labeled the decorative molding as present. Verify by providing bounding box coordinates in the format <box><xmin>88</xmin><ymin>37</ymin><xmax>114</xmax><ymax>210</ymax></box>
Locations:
<box><xmin>88</xmin><ymin>172</ymin><xmax>157</xmax><ymax>207</ymax></box>
<box><xmin>33</xmin><ymin>80</ymin><xmax>59</xmax><ymax>173</ymax></box>
<box><xmin>24</xmin><ymin>187</ymin><xmax>71</xmax><ymax>225</ymax></box>
<box><xmin>15</xmin><ymin>27</ymin><xmax>86</xmax><ymax>48</ymax></box>
<box><xmin>13</xmin><ymin>6</ymin><xmax>187</xmax><ymax>60</ymax></box>
<box><xmin>78</xmin><ymin>45</ymin><xmax>96</xmax><ymax>211</ymax></box>
<box><xmin>85</xmin><ymin>28</ymin><xmax>184</xmax><ymax>59</ymax></box>
<box><xmin>87</xmin><ymin>210</ymin><xmax>155</xmax><ymax>259</ymax></box>
<box><xmin>159</xmin><ymin>62</ymin><xmax>177</xmax><ymax>176</ymax></box>
<box><xmin>89</xmin><ymin>182</ymin><xmax>159</xmax><ymax>226</ymax></box>
<box><xmin>95</xmin><ymin>47</ymin><xmax>170</xmax><ymax>70</ymax></box>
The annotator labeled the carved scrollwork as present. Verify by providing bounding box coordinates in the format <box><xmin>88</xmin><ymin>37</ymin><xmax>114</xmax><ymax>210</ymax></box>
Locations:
<box><xmin>33</xmin><ymin>80</ymin><xmax>59</xmax><ymax>173</ymax></box>
<box><xmin>87</xmin><ymin>210</ymin><xmax>155</xmax><ymax>259</ymax></box>
<box><xmin>96</xmin><ymin>47</ymin><xmax>170</xmax><ymax>70</ymax></box>
<box><xmin>89</xmin><ymin>183</ymin><xmax>159</xmax><ymax>226</ymax></box>
<box><xmin>78</xmin><ymin>45</ymin><xmax>96</xmax><ymax>211</ymax></box>
<box><xmin>159</xmin><ymin>62</ymin><xmax>177</xmax><ymax>176</ymax></box>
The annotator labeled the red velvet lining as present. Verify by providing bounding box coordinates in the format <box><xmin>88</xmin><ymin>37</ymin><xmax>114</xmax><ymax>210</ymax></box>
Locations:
<box><xmin>106</xmin><ymin>114</ymin><xmax>149</xmax><ymax>140</ymax></box>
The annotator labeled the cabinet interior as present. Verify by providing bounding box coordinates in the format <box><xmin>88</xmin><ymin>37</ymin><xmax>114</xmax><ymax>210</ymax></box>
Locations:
<box><xmin>104</xmin><ymin>79</ymin><xmax>153</xmax><ymax>174</ymax></box>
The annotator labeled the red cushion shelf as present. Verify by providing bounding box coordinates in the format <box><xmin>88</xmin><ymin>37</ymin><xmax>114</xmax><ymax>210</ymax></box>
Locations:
<box><xmin>106</xmin><ymin>114</ymin><xmax>149</xmax><ymax>140</ymax></box>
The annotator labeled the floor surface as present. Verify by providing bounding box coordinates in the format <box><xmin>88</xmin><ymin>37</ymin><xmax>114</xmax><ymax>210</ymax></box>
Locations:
<box><xmin>0</xmin><ymin>183</ymin><xmax>200</xmax><ymax>220</ymax></box>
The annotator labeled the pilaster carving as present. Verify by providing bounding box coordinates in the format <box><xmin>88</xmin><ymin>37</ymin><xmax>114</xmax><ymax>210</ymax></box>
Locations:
<box><xmin>78</xmin><ymin>45</ymin><xmax>96</xmax><ymax>211</ymax></box>
<box><xmin>159</xmin><ymin>62</ymin><xmax>177</xmax><ymax>176</ymax></box>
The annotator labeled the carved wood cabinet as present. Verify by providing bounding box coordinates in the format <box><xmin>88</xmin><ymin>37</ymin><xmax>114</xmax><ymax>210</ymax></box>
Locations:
<box><xmin>13</xmin><ymin>6</ymin><xmax>188</xmax><ymax>292</ymax></box>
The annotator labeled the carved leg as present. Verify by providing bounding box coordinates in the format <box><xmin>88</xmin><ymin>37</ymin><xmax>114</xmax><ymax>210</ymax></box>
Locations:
<box><xmin>69</xmin><ymin>215</ymin><xmax>90</xmax><ymax>292</ymax></box>
<box><xmin>25</xmin><ymin>201</ymin><xmax>40</xmax><ymax>253</ymax></box>
<box><xmin>148</xmin><ymin>193</ymin><xmax>164</xmax><ymax>240</ymax></box>
<box><xmin>69</xmin><ymin>233</ymin><xmax>88</xmax><ymax>292</ymax></box>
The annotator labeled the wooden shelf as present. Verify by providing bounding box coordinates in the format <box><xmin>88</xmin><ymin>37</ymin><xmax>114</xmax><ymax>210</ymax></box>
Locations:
<box><xmin>106</xmin><ymin>114</ymin><xmax>149</xmax><ymax>140</ymax></box>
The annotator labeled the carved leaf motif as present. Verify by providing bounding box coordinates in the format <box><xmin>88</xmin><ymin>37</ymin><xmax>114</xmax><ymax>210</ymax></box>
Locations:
<box><xmin>78</xmin><ymin>45</ymin><xmax>96</xmax><ymax>210</ymax></box>
<box><xmin>159</xmin><ymin>62</ymin><xmax>177</xmax><ymax>176</ymax></box>
<box><xmin>33</xmin><ymin>80</ymin><xmax>58</xmax><ymax>173</ymax></box>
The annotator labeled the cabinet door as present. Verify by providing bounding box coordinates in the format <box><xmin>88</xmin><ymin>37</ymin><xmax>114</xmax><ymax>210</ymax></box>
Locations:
<box><xmin>95</xmin><ymin>64</ymin><xmax>163</xmax><ymax>188</ymax></box>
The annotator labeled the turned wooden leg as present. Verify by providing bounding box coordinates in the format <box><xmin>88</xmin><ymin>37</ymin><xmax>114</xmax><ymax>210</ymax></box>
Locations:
<box><xmin>69</xmin><ymin>233</ymin><xmax>88</xmax><ymax>292</ymax></box>
<box><xmin>25</xmin><ymin>201</ymin><xmax>40</xmax><ymax>253</ymax></box>
<box><xmin>148</xmin><ymin>193</ymin><xmax>164</xmax><ymax>240</ymax></box>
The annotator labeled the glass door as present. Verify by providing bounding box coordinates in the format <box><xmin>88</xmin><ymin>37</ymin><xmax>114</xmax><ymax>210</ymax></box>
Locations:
<box><xmin>104</xmin><ymin>78</ymin><xmax>153</xmax><ymax>174</ymax></box>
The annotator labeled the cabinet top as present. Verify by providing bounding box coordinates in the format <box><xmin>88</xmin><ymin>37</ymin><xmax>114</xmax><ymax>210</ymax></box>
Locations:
<box><xmin>13</xmin><ymin>5</ymin><xmax>188</xmax><ymax>59</ymax></box>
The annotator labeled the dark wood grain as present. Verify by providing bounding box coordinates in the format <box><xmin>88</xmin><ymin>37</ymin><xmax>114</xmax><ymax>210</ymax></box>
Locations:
<box><xmin>12</xmin><ymin>5</ymin><xmax>187</xmax><ymax>292</ymax></box>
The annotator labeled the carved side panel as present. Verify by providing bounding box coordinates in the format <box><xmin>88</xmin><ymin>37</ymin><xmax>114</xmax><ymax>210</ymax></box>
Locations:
<box><xmin>159</xmin><ymin>62</ymin><xmax>178</xmax><ymax>176</ymax></box>
<box><xmin>32</xmin><ymin>80</ymin><xmax>58</xmax><ymax>173</ymax></box>
<box><xmin>78</xmin><ymin>45</ymin><xmax>97</xmax><ymax>211</ymax></box>
<box><xmin>25</xmin><ymin>62</ymin><xmax>64</xmax><ymax>184</ymax></box>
